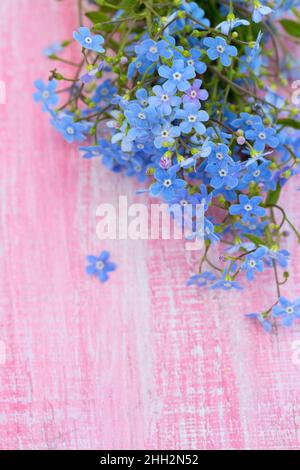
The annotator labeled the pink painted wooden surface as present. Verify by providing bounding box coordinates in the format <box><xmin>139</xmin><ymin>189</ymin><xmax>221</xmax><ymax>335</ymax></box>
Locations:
<box><xmin>1</xmin><ymin>0</ymin><xmax>300</xmax><ymax>450</ymax></box>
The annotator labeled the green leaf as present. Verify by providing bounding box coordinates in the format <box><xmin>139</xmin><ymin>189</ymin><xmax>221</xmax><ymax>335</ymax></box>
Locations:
<box><xmin>280</xmin><ymin>19</ymin><xmax>300</xmax><ymax>38</ymax></box>
<box><xmin>277</xmin><ymin>118</ymin><xmax>300</xmax><ymax>130</ymax></box>
<box><xmin>265</xmin><ymin>184</ymin><xmax>281</xmax><ymax>206</ymax></box>
<box><xmin>86</xmin><ymin>11</ymin><xmax>109</xmax><ymax>23</ymax></box>
<box><xmin>244</xmin><ymin>234</ymin><xmax>264</xmax><ymax>246</ymax></box>
<box><xmin>86</xmin><ymin>11</ymin><xmax>114</xmax><ymax>32</ymax></box>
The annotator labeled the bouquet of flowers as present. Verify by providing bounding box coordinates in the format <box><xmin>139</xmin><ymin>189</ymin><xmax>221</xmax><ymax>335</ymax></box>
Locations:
<box><xmin>34</xmin><ymin>0</ymin><xmax>300</xmax><ymax>331</ymax></box>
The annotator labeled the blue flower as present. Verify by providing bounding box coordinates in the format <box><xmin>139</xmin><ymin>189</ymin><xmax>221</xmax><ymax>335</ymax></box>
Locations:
<box><xmin>272</xmin><ymin>297</ymin><xmax>300</xmax><ymax>327</ymax></box>
<box><xmin>216</xmin><ymin>16</ymin><xmax>250</xmax><ymax>35</ymax></box>
<box><xmin>86</xmin><ymin>251</ymin><xmax>117</xmax><ymax>283</ymax></box>
<box><xmin>206</xmin><ymin>159</ymin><xmax>239</xmax><ymax>190</ymax></box>
<box><xmin>152</xmin><ymin>121</ymin><xmax>181</xmax><ymax>149</ymax></box>
<box><xmin>33</xmin><ymin>79</ymin><xmax>59</xmax><ymax>111</ymax></box>
<box><xmin>241</xmin><ymin>246</ymin><xmax>268</xmax><ymax>281</ymax></box>
<box><xmin>187</xmin><ymin>271</ymin><xmax>217</xmax><ymax>287</ymax></box>
<box><xmin>52</xmin><ymin>115</ymin><xmax>89</xmax><ymax>143</ymax></box>
<box><xmin>265</xmin><ymin>248</ymin><xmax>290</xmax><ymax>269</ymax></box>
<box><xmin>79</xmin><ymin>145</ymin><xmax>103</xmax><ymax>159</ymax></box>
<box><xmin>242</xmin><ymin>161</ymin><xmax>272</xmax><ymax>185</ymax></box>
<box><xmin>235</xmin><ymin>216</ymin><xmax>267</xmax><ymax>237</ymax></box>
<box><xmin>207</xmin><ymin>143</ymin><xmax>231</xmax><ymax>165</ymax></box>
<box><xmin>150</xmin><ymin>167</ymin><xmax>186</xmax><ymax>201</ymax></box>
<box><xmin>135</xmin><ymin>39</ymin><xmax>172</xmax><ymax>61</ymax></box>
<box><xmin>148</xmin><ymin>85</ymin><xmax>181</xmax><ymax>115</ymax></box>
<box><xmin>246</xmin><ymin>313</ymin><xmax>272</xmax><ymax>332</ymax></box>
<box><xmin>73</xmin><ymin>27</ymin><xmax>105</xmax><ymax>53</ymax></box>
<box><xmin>136</xmin><ymin>88</ymin><xmax>149</xmax><ymax>107</ymax></box>
<box><xmin>239</xmin><ymin>46</ymin><xmax>263</xmax><ymax>75</ymax></box>
<box><xmin>203</xmin><ymin>36</ymin><xmax>237</xmax><ymax>67</ymax></box>
<box><xmin>204</xmin><ymin>218</ymin><xmax>220</xmax><ymax>243</ymax></box>
<box><xmin>211</xmin><ymin>279</ymin><xmax>243</xmax><ymax>290</ymax></box>
<box><xmin>180</xmin><ymin>139</ymin><xmax>212</xmax><ymax>169</ymax></box>
<box><xmin>252</xmin><ymin>1</ymin><xmax>273</xmax><ymax>23</ymax></box>
<box><xmin>195</xmin><ymin>184</ymin><xmax>212</xmax><ymax>212</ymax></box>
<box><xmin>175</xmin><ymin>102</ymin><xmax>209</xmax><ymax>135</ymax></box>
<box><xmin>158</xmin><ymin>59</ymin><xmax>195</xmax><ymax>93</ymax></box>
<box><xmin>185</xmin><ymin>2</ymin><xmax>210</xmax><ymax>29</ymax></box>
<box><xmin>124</xmin><ymin>103</ymin><xmax>157</xmax><ymax>131</ymax></box>
<box><xmin>128</xmin><ymin>56</ymin><xmax>156</xmax><ymax>78</ymax></box>
<box><xmin>93</xmin><ymin>79</ymin><xmax>116</xmax><ymax>104</ymax></box>
<box><xmin>245</xmin><ymin>124</ymin><xmax>279</xmax><ymax>152</ymax></box>
<box><xmin>229</xmin><ymin>195</ymin><xmax>266</xmax><ymax>221</ymax></box>
<box><xmin>232</xmin><ymin>112</ymin><xmax>262</xmax><ymax>131</ymax></box>
<box><xmin>185</xmin><ymin>48</ymin><xmax>207</xmax><ymax>74</ymax></box>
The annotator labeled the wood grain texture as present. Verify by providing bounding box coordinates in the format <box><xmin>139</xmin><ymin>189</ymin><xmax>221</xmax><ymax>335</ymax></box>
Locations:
<box><xmin>1</xmin><ymin>0</ymin><xmax>300</xmax><ymax>450</ymax></box>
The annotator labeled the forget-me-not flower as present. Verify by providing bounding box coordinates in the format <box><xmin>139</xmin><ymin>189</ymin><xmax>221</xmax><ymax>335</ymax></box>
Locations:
<box><xmin>241</xmin><ymin>246</ymin><xmax>268</xmax><ymax>281</ymax></box>
<box><xmin>73</xmin><ymin>27</ymin><xmax>105</xmax><ymax>53</ymax></box>
<box><xmin>86</xmin><ymin>251</ymin><xmax>117</xmax><ymax>283</ymax></box>
<box><xmin>175</xmin><ymin>102</ymin><xmax>209</xmax><ymax>135</ymax></box>
<box><xmin>203</xmin><ymin>36</ymin><xmax>237</xmax><ymax>67</ymax></box>
<box><xmin>135</xmin><ymin>39</ymin><xmax>173</xmax><ymax>61</ymax></box>
<box><xmin>148</xmin><ymin>85</ymin><xmax>181</xmax><ymax>115</ymax></box>
<box><xmin>33</xmin><ymin>79</ymin><xmax>59</xmax><ymax>111</ymax></box>
<box><xmin>229</xmin><ymin>195</ymin><xmax>266</xmax><ymax>221</ymax></box>
<box><xmin>158</xmin><ymin>59</ymin><xmax>195</xmax><ymax>92</ymax></box>
<box><xmin>252</xmin><ymin>1</ymin><xmax>273</xmax><ymax>23</ymax></box>
<box><xmin>150</xmin><ymin>167</ymin><xmax>186</xmax><ymax>201</ymax></box>
<box><xmin>272</xmin><ymin>297</ymin><xmax>300</xmax><ymax>327</ymax></box>
<box><xmin>245</xmin><ymin>124</ymin><xmax>279</xmax><ymax>152</ymax></box>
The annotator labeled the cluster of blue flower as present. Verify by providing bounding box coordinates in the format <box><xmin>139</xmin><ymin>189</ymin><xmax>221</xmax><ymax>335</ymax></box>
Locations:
<box><xmin>34</xmin><ymin>0</ymin><xmax>300</xmax><ymax>330</ymax></box>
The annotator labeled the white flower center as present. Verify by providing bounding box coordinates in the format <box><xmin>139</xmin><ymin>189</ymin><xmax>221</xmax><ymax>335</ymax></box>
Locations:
<box><xmin>137</xmin><ymin>143</ymin><xmax>144</xmax><ymax>149</ymax></box>
<box><xmin>96</xmin><ymin>261</ymin><xmax>105</xmax><ymax>270</ymax></box>
<box><xmin>286</xmin><ymin>306</ymin><xmax>294</xmax><ymax>314</ymax></box>
<box><xmin>161</xmin><ymin>94</ymin><xmax>169</xmax><ymax>102</ymax></box>
<box><xmin>163</xmin><ymin>178</ymin><xmax>172</xmax><ymax>187</ymax></box>
<box><xmin>246</xmin><ymin>119</ymin><xmax>252</xmax><ymax>126</ymax></box>
<box><xmin>173</xmin><ymin>72</ymin><xmax>182</xmax><ymax>80</ymax></box>
<box><xmin>66</xmin><ymin>126</ymin><xmax>75</xmax><ymax>135</ymax></box>
<box><xmin>42</xmin><ymin>91</ymin><xmax>50</xmax><ymax>99</ymax></box>
<box><xmin>141</xmin><ymin>100</ymin><xmax>148</xmax><ymax>106</ymax></box>
<box><xmin>224</xmin><ymin>281</ymin><xmax>232</xmax><ymax>287</ymax></box>
<box><xmin>190</xmin><ymin>90</ymin><xmax>197</xmax><ymax>98</ymax></box>
<box><xmin>138</xmin><ymin>112</ymin><xmax>146</xmax><ymax>120</ymax></box>
<box><xmin>187</xmin><ymin>59</ymin><xmax>194</xmax><ymax>66</ymax></box>
<box><xmin>149</xmin><ymin>46</ymin><xmax>158</xmax><ymax>54</ymax></box>
<box><xmin>244</xmin><ymin>204</ymin><xmax>252</xmax><ymax>212</ymax></box>
<box><xmin>161</xmin><ymin>130</ymin><xmax>169</xmax><ymax>138</ymax></box>
<box><xmin>217</xmin><ymin>45</ymin><xmax>225</xmax><ymax>53</ymax></box>
<box><xmin>216</xmin><ymin>152</ymin><xmax>223</xmax><ymax>160</ymax></box>
<box><xmin>219</xmin><ymin>169</ymin><xmax>227</xmax><ymax>177</ymax></box>
<box><xmin>188</xmin><ymin>114</ymin><xmax>196</xmax><ymax>122</ymax></box>
<box><xmin>85</xmin><ymin>36</ymin><xmax>92</xmax><ymax>44</ymax></box>
<box><xmin>253</xmin><ymin>170</ymin><xmax>261</xmax><ymax>177</ymax></box>
<box><xmin>258</xmin><ymin>132</ymin><xmax>266</xmax><ymax>140</ymax></box>
<box><xmin>180</xmin><ymin>199</ymin><xmax>188</xmax><ymax>206</ymax></box>
<box><xmin>249</xmin><ymin>260</ymin><xmax>256</xmax><ymax>268</ymax></box>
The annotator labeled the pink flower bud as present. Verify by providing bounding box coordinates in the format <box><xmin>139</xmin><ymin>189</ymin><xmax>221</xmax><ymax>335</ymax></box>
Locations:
<box><xmin>159</xmin><ymin>156</ymin><xmax>171</xmax><ymax>169</ymax></box>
